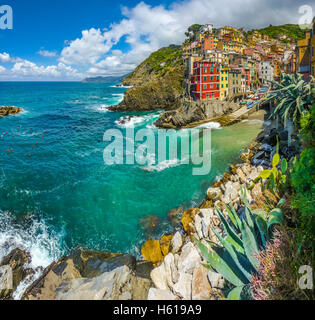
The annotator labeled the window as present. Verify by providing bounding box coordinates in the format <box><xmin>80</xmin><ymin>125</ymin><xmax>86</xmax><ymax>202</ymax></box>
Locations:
<box><xmin>204</xmin><ymin>76</ymin><xmax>207</xmax><ymax>81</ymax></box>
<box><xmin>221</xmin><ymin>84</ymin><xmax>224</xmax><ymax>88</ymax></box>
<box><xmin>222</xmin><ymin>77</ymin><xmax>224</xmax><ymax>81</ymax></box>
<box><xmin>210</xmin><ymin>76</ymin><xmax>213</xmax><ymax>81</ymax></box>
<box><xmin>211</xmin><ymin>68</ymin><xmax>213</xmax><ymax>73</ymax></box>
<box><xmin>217</xmin><ymin>84</ymin><xmax>219</xmax><ymax>89</ymax></box>
<box><xmin>204</xmin><ymin>84</ymin><xmax>207</xmax><ymax>90</ymax></box>
<box><xmin>217</xmin><ymin>68</ymin><xmax>219</xmax><ymax>73</ymax></box>
<box><xmin>204</xmin><ymin>68</ymin><xmax>207</xmax><ymax>73</ymax></box>
<box><xmin>210</xmin><ymin>84</ymin><xmax>213</xmax><ymax>88</ymax></box>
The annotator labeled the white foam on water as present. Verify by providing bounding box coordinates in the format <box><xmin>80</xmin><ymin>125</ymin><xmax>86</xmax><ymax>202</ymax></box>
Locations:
<box><xmin>142</xmin><ymin>158</ymin><xmax>181</xmax><ymax>172</ymax></box>
<box><xmin>0</xmin><ymin>211</ymin><xmax>66</xmax><ymax>300</ymax></box>
<box><xmin>89</xmin><ymin>104</ymin><xmax>110</xmax><ymax>113</ymax></box>
<box><xmin>197</xmin><ymin>122</ymin><xmax>221</xmax><ymax>129</ymax></box>
<box><xmin>110</xmin><ymin>85</ymin><xmax>133</xmax><ymax>89</ymax></box>
<box><xmin>115</xmin><ymin>113</ymin><xmax>160</xmax><ymax>128</ymax></box>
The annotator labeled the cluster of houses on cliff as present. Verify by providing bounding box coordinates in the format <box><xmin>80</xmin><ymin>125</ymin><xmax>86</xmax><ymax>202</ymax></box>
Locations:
<box><xmin>296</xmin><ymin>19</ymin><xmax>315</xmax><ymax>79</ymax></box>
<box><xmin>182</xmin><ymin>20</ymin><xmax>315</xmax><ymax>101</ymax></box>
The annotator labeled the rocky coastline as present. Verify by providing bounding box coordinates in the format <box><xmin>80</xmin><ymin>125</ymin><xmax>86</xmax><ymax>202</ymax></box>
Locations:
<box><xmin>154</xmin><ymin>99</ymin><xmax>240</xmax><ymax>129</ymax></box>
<box><xmin>0</xmin><ymin>106</ymin><xmax>23</xmax><ymax>119</ymax></box>
<box><xmin>0</xmin><ymin>114</ymin><xmax>296</xmax><ymax>301</ymax></box>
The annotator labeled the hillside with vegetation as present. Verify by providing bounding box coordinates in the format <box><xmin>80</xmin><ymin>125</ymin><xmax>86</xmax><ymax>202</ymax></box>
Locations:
<box><xmin>249</xmin><ymin>24</ymin><xmax>305</xmax><ymax>41</ymax></box>
<box><xmin>111</xmin><ymin>45</ymin><xmax>185</xmax><ymax>112</ymax></box>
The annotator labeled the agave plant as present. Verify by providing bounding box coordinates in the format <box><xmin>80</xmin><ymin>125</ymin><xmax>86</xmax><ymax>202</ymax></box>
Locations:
<box><xmin>196</xmin><ymin>190</ymin><xmax>284</xmax><ymax>300</ymax></box>
<box><xmin>267</xmin><ymin>73</ymin><xmax>314</xmax><ymax>127</ymax></box>
<box><xmin>249</xmin><ymin>137</ymin><xmax>288</xmax><ymax>195</ymax></box>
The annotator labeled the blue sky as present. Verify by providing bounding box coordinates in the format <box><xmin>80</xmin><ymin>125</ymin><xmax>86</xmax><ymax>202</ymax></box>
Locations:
<box><xmin>0</xmin><ymin>0</ymin><xmax>313</xmax><ymax>80</ymax></box>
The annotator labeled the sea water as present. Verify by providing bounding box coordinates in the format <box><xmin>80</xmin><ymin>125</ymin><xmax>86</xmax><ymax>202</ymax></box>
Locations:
<box><xmin>0</xmin><ymin>82</ymin><xmax>263</xmax><ymax>288</ymax></box>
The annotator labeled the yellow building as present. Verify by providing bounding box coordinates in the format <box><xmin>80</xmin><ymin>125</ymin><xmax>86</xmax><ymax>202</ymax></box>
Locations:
<box><xmin>297</xmin><ymin>29</ymin><xmax>311</xmax><ymax>74</ymax></box>
<box><xmin>220</xmin><ymin>65</ymin><xmax>229</xmax><ymax>100</ymax></box>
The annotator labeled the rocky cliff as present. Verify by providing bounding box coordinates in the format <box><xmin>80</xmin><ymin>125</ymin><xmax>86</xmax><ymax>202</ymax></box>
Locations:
<box><xmin>109</xmin><ymin>46</ymin><xmax>185</xmax><ymax>112</ymax></box>
<box><xmin>155</xmin><ymin>99</ymin><xmax>240</xmax><ymax>129</ymax></box>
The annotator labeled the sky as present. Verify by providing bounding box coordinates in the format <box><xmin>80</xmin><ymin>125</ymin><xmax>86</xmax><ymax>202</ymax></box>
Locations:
<box><xmin>0</xmin><ymin>0</ymin><xmax>313</xmax><ymax>81</ymax></box>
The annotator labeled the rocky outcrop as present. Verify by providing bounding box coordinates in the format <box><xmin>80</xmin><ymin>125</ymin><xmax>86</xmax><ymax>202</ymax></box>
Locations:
<box><xmin>0</xmin><ymin>106</ymin><xmax>23</xmax><ymax>118</ymax></box>
<box><xmin>155</xmin><ymin>100</ymin><xmax>240</xmax><ymax>129</ymax></box>
<box><xmin>55</xmin><ymin>265</ymin><xmax>151</xmax><ymax>300</ymax></box>
<box><xmin>22</xmin><ymin>248</ymin><xmax>152</xmax><ymax>300</ymax></box>
<box><xmin>109</xmin><ymin>46</ymin><xmax>185</xmax><ymax>112</ymax></box>
<box><xmin>0</xmin><ymin>248</ymin><xmax>31</xmax><ymax>299</ymax></box>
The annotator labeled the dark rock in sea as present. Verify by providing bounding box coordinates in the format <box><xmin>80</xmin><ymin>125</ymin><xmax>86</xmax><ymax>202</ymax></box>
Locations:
<box><xmin>0</xmin><ymin>106</ymin><xmax>23</xmax><ymax>118</ymax></box>
<box><xmin>139</xmin><ymin>215</ymin><xmax>159</xmax><ymax>233</ymax></box>
<box><xmin>168</xmin><ymin>207</ymin><xmax>183</xmax><ymax>227</ymax></box>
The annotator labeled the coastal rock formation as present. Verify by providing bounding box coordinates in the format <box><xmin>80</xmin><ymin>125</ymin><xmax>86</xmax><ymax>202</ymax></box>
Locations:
<box><xmin>109</xmin><ymin>46</ymin><xmax>185</xmax><ymax>112</ymax></box>
<box><xmin>141</xmin><ymin>240</ymin><xmax>163</xmax><ymax>264</ymax></box>
<box><xmin>146</xmin><ymin>121</ymin><xmax>288</xmax><ymax>301</ymax></box>
<box><xmin>0</xmin><ymin>106</ymin><xmax>23</xmax><ymax>118</ymax></box>
<box><xmin>55</xmin><ymin>265</ymin><xmax>150</xmax><ymax>300</ymax></box>
<box><xmin>0</xmin><ymin>248</ymin><xmax>31</xmax><ymax>299</ymax></box>
<box><xmin>154</xmin><ymin>99</ymin><xmax>240</xmax><ymax>129</ymax></box>
<box><xmin>22</xmin><ymin>248</ymin><xmax>152</xmax><ymax>300</ymax></box>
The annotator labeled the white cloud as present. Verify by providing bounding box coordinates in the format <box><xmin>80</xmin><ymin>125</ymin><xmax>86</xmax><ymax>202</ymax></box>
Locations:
<box><xmin>2</xmin><ymin>0</ymin><xmax>309</xmax><ymax>80</ymax></box>
<box><xmin>0</xmin><ymin>52</ymin><xmax>11</xmax><ymax>63</ymax></box>
<box><xmin>0</xmin><ymin>59</ymin><xmax>82</xmax><ymax>80</ymax></box>
<box><xmin>37</xmin><ymin>50</ymin><xmax>58</xmax><ymax>57</ymax></box>
<box><xmin>59</xmin><ymin>0</ymin><xmax>305</xmax><ymax>76</ymax></box>
<box><xmin>60</xmin><ymin>28</ymin><xmax>113</xmax><ymax>65</ymax></box>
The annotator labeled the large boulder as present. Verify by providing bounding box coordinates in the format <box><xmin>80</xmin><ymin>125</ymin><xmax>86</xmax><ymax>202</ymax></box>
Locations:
<box><xmin>177</xmin><ymin>242</ymin><xmax>201</xmax><ymax>275</ymax></box>
<box><xmin>22</xmin><ymin>257</ymin><xmax>81</xmax><ymax>300</ymax></box>
<box><xmin>150</xmin><ymin>263</ymin><xmax>168</xmax><ymax>290</ymax></box>
<box><xmin>0</xmin><ymin>248</ymin><xmax>31</xmax><ymax>300</ymax></box>
<box><xmin>141</xmin><ymin>240</ymin><xmax>163</xmax><ymax>264</ymax></box>
<box><xmin>192</xmin><ymin>264</ymin><xmax>212</xmax><ymax>300</ymax></box>
<box><xmin>170</xmin><ymin>232</ymin><xmax>183</xmax><ymax>254</ymax></box>
<box><xmin>70</xmin><ymin>248</ymin><xmax>136</xmax><ymax>278</ymax></box>
<box><xmin>181</xmin><ymin>208</ymin><xmax>199</xmax><ymax>233</ymax></box>
<box><xmin>160</xmin><ymin>235</ymin><xmax>173</xmax><ymax>256</ymax></box>
<box><xmin>148</xmin><ymin>288</ymin><xmax>178</xmax><ymax>300</ymax></box>
<box><xmin>173</xmin><ymin>272</ymin><xmax>193</xmax><ymax>300</ymax></box>
<box><xmin>55</xmin><ymin>265</ymin><xmax>149</xmax><ymax>300</ymax></box>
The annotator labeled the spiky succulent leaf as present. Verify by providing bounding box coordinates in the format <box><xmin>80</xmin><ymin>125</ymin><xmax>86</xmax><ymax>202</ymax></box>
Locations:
<box><xmin>223</xmin><ymin>203</ymin><xmax>239</xmax><ymax>231</ymax></box>
<box><xmin>196</xmin><ymin>239</ymin><xmax>245</xmax><ymax>287</ymax></box>
<box><xmin>241</xmin><ymin>219</ymin><xmax>260</xmax><ymax>271</ymax></box>
<box><xmin>215</xmin><ymin>207</ymin><xmax>244</xmax><ymax>254</ymax></box>
<box><xmin>268</xmin><ymin>208</ymin><xmax>284</xmax><ymax>232</ymax></box>
<box><xmin>211</xmin><ymin>227</ymin><xmax>253</xmax><ymax>282</ymax></box>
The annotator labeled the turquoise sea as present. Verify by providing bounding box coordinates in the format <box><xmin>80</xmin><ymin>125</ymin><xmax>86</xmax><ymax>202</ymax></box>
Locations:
<box><xmin>0</xmin><ymin>82</ymin><xmax>263</xmax><ymax>277</ymax></box>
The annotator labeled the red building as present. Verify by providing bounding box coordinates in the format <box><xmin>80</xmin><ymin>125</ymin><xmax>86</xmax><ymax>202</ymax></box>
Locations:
<box><xmin>190</xmin><ymin>61</ymin><xmax>221</xmax><ymax>100</ymax></box>
<box><xmin>243</xmin><ymin>67</ymin><xmax>251</xmax><ymax>92</ymax></box>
